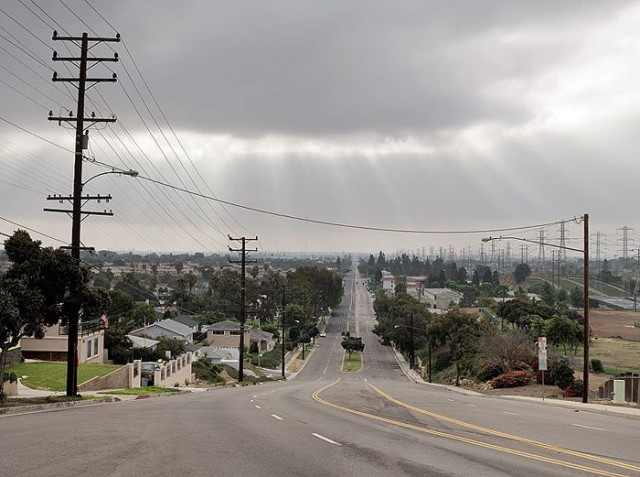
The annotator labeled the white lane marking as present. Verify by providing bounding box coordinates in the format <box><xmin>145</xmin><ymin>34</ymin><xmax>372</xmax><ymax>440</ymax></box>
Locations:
<box><xmin>447</xmin><ymin>399</ymin><xmax>454</xmax><ymax>402</ymax></box>
<box><xmin>250</xmin><ymin>399</ymin><xmax>254</xmax><ymax>403</ymax></box>
<box><xmin>312</xmin><ymin>433</ymin><xmax>341</xmax><ymax>446</ymax></box>
<box><xmin>502</xmin><ymin>411</ymin><xmax>520</xmax><ymax>416</ymax></box>
<box><xmin>572</xmin><ymin>424</ymin><xmax>606</xmax><ymax>431</ymax></box>
<box><xmin>255</xmin><ymin>405</ymin><xmax>261</xmax><ymax>409</ymax></box>
<box><xmin>468</xmin><ymin>404</ymin><xmax>478</xmax><ymax>408</ymax></box>
<box><xmin>271</xmin><ymin>414</ymin><xmax>283</xmax><ymax>421</ymax></box>
<box><xmin>364</xmin><ymin>378</ymin><xmax>368</xmax><ymax>383</ymax></box>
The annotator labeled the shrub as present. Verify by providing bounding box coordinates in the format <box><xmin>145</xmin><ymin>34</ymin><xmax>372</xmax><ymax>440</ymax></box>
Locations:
<box><xmin>477</xmin><ymin>362</ymin><xmax>503</xmax><ymax>381</ymax></box>
<box><xmin>549</xmin><ymin>361</ymin><xmax>575</xmax><ymax>390</ymax></box>
<box><xmin>433</xmin><ymin>351</ymin><xmax>453</xmax><ymax>373</ymax></box>
<box><xmin>563</xmin><ymin>379</ymin><xmax>584</xmax><ymax>398</ymax></box>
<box><xmin>3</xmin><ymin>372</ymin><xmax>17</xmax><ymax>383</ymax></box>
<box><xmin>590</xmin><ymin>359</ymin><xmax>604</xmax><ymax>373</ymax></box>
<box><xmin>490</xmin><ymin>370</ymin><xmax>533</xmax><ymax>389</ymax></box>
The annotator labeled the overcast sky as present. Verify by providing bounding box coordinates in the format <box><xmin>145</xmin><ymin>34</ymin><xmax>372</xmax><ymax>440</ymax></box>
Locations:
<box><xmin>1</xmin><ymin>1</ymin><xmax>639</xmax><ymax>260</ymax></box>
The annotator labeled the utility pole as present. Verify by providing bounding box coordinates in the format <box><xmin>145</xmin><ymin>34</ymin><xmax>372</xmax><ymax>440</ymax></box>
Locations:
<box><xmin>46</xmin><ymin>31</ymin><xmax>120</xmax><ymax>397</ymax></box>
<box><xmin>409</xmin><ymin>313</ymin><xmax>415</xmax><ymax>370</ymax></box>
<box><xmin>229</xmin><ymin>236</ymin><xmax>258</xmax><ymax>382</ymax></box>
<box><xmin>281</xmin><ymin>286</ymin><xmax>286</xmax><ymax>378</ymax></box>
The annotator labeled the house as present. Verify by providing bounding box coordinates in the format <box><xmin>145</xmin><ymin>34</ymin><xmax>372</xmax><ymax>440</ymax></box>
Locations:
<box><xmin>249</xmin><ymin>328</ymin><xmax>277</xmax><ymax>353</ymax></box>
<box><xmin>20</xmin><ymin>319</ymin><xmax>105</xmax><ymax>364</ymax></box>
<box><xmin>130</xmin><ymin>318</ymin><xmax>194</xmax><ymax>343</ymax></box>
<box><xmin>205</xmin><ymin>320</ymin><xmax>251</xmax><ymax>349</ymax></box>
<box><xmin>423</xmin><ymin>288</ymin><xmax>462</xmax><ymax>310</ymax></box>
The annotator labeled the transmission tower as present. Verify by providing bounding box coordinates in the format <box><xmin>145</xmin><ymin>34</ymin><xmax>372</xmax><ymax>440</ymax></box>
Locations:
<box><xmin>618</xmin><ymin>226</ymin><xmax>634</xmax><ymax>260</ymax></box>
<box><xmin>538</xmin><ymin>229</ymin><xmax>546</xmax><ymax>263</ymax></box>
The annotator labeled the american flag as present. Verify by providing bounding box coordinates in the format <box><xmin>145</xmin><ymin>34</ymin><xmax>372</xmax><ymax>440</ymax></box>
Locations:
<box><xmin>100</xmin><ymin>314</ymin><xmax>109</xmax><ymax>329</ymax></box>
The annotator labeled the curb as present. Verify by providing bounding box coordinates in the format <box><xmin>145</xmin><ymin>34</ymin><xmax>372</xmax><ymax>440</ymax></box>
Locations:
<box><xmin>0</xmin><ymin>397</ymin><xmax>117</xmax><ymax>416</ymax></box>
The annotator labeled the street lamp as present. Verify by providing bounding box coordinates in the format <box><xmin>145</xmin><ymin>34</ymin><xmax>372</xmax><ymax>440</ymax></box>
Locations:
<box><xmin>44</xmin><ymin>168</ymin><xmax>138</xmax><ymax>397</ymax></box>
<box><xmin>482</xmin><ymin>213</ymin><xmax>590</xmax><ymax>403</ymax></box>
<box><xmin>82</xmin><ymin>169</ymin><xmax>138</xmax><ymax>187</ymax></box>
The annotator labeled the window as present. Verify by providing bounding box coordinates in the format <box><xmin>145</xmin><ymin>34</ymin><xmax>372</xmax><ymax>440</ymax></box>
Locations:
<box><xmin>87</xmin><ymin>340</ymin><xmax>92</xmax><ymax>359</ymax></box>
<box><xmin>94</xmin><ymin>338</ymin><xmax>99</xmax><ymax>356</ymax></box>
<box><xmin>211</xmin><ymin>330</ymin><xmax>224</xmax><ymax>335</ymax></box>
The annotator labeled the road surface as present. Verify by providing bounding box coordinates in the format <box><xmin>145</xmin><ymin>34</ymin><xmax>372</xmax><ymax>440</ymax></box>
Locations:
<box><xmin>2</xmin><ymin>270</ymin><xmax>640</xmax><ymax>476</ymax></box>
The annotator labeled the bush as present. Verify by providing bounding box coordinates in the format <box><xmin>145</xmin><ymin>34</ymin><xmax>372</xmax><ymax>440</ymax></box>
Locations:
<box><xmin>433</xmin><ymin>351</ymin><xmax>453</xmax><ymax>373</ymax></box>
<box><xmin>3</xmin><ymin>372</ymin><xmax>17</xmax><ymax>383</ymax></box>
<box><xmin>477</xmin><ymin>362</ymin><xmax>503</xmax><ymax>381</ymax></box>
<box><xmin>590</xmin><ymin>359</ymin><xmax>604</xmax><ymax>373</ymax></box>
<box><xmin>549</xmin><ymin>361</ymin><xmax>575</xmax><ymax>390</ymax></box>
<box><xmin>490</xmin><ymin>370</ymin><xmax>532</xmax><ymax>389</ymax></box>
<box><xmin>563</xmin><ymin>379</ymin><xmax>584</xmax><ymax>398</ymax></box>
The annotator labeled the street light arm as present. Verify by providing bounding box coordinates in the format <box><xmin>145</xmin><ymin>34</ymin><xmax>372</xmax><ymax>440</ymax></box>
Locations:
<box><xmin>81</xmin><ymin>169</ymin><xmax>138</xmax><ymax>188</ymax></box>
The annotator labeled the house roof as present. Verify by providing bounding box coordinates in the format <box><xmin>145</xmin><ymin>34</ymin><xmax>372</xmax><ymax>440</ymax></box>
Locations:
<box><xmin>131</xmin><ymin>318</ymin><xmax>193</xmax><ymax>338</ymax></box>
<box><xmin>206</xmin><ymin>320</ymin><xmax>247</xmax><ymax>332</ymax></box>
<box><xmin>199</xmin><ymin>346</ymin><xmax>239</xmax><ymax>361</ymax></box>
<box><xmin>173</xmin><ymin>314</ymin><xmax>199</xmax><ymax>328</ymax></box>
<box><xmin>127</xmin><ymin>335</ymin><xmax>160</xmax><ymax>349</ymax></box>
<box><xmin>249</xmin><ymin>328</ymin><xmax>275</xmax><ymax>341</ymax></box>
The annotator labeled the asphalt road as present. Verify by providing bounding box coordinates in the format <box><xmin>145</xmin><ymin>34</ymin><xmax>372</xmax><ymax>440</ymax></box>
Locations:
<box><xmin>2</xmin><ymin>270</ymin><xmax>640</xmax><ymax>477</ymax></box>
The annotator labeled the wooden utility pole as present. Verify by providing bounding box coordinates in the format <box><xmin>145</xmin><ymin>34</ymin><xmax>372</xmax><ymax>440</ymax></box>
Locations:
<box><xmin>46</xmin><ymin>31</ymin><xmax>120</xmax><ymax>397</ymax></box>
<box><xmin>229</xmin><ymin>236</ymin><xmax>258</xmax><ymax>382</ymax></box>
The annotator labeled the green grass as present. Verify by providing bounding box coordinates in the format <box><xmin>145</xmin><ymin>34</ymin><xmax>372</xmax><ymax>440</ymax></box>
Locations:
<box><xmin>342</xmin><ymin>351</ymin><xmax>362</xmax><ymax>372</ymax></box>
<box><xmin>97</xmin><ymin>386</ymin><xmax>181</xmax><ymax>395</ymax></box>
<box><xmin>6</xmin><ymin>362</ymin><xmax>121</xmax><ymax>392</ymax></box>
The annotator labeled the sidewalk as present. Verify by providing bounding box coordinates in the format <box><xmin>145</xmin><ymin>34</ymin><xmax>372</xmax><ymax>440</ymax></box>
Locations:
<box><xmin>391</xmin><ymin>347</ymin><xmax>640</xmax><ymax>418</ymax></box>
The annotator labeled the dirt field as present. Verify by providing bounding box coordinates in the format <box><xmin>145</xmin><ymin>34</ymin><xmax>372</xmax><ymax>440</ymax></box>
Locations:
<box><xmin>590</xmin><ymin>308</ymin><xmax>640</xmax><ymax>341</ymax></box>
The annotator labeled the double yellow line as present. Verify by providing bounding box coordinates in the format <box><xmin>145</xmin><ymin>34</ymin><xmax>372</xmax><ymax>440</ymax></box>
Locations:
<box><xmin>312</xmin><ymin>379</ymin><xmax>639</xmax><ymax>476</ymax></box>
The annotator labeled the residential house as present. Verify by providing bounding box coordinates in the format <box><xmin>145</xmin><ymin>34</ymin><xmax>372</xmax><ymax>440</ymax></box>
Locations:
<box><xmin>20</xmin><ymin>319</ymin><xmax>105</xmax><ymax>364</ymax></box>
<box><xmin>205</xmin><ymin>320</ymin><xmax>251</xmax><ymax>349</ymax></box>
<box><xmin>130</xmin><ymin>318</ymin><xmax>194</xmax><ymax>343</ymax></box>
<box><xmin>249</xmin><ymin>328</ymin><xmax>277</xmax><ymax>353</ymax></box>
<box><xmin>423</xmin><ymin>288</ymin><xmax>462</xmax><ymax>310</ymax></box>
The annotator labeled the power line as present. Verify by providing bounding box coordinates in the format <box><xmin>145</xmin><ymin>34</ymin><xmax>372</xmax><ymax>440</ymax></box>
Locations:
<box><xmin>134</xmin><ymin>172</ymin><xmax>567</xmax><ymax>236</ymax></box>
<box><xmin>0</xmin><ymin>116</ymin><xmax>72</xmax><ymax>152</ymax></box>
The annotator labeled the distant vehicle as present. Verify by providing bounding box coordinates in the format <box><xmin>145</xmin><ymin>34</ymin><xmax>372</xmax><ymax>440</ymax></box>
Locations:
<box><xmin>320</xmin><ymin>332</ymin><xmax>327</xmax><ymax>337</ymax></box>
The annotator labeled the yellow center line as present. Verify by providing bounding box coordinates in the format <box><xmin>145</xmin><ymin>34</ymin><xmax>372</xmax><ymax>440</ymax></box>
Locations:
<box><xmin>367</xmin><ymin>383</ymin><xmax>640</xmax><ymax>474</ymax></box>
<box><xmin>311</xmin><ymin>380</ymin><xmax>631</xmax><ymax>477</ymax></box>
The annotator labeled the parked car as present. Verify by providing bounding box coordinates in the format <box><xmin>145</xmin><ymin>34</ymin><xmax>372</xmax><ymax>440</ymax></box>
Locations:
<box><xmin>141</xmin><ymin>362</ymin><xmax>160</xmax><ymax>386</ymax></box>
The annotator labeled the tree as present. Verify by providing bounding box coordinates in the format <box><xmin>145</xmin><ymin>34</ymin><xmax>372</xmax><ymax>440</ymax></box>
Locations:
<box><xmin>513</xmin><ymin>263</ymin><xmax>532</xmax><ymax>283</ymax></box>
<box><xmin>569</xmin><ymin>287</ymin><xmax>583</xmax><ymax>308</ymax></box>
<box><xmin>341</xmin><ymin>336</ymin><xmax>365</xmax><ymax>359</ymax></box>
<box><xmin>546</xmin><ymin>315</ymin><xmax>582</xmax><ymax>355</ymax></box>
<box><xmin>0</xmin><ymin>230</ymin><xmax>101</xmax><ymax>398</ymax></box>
<box><xmin>428</xmin><ymin>309</ymin><xmax>485</xmax><ymax>386</ymax></box>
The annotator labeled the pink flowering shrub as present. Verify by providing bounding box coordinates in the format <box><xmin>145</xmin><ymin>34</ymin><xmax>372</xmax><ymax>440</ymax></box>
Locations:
<box><xmin>490</xmin><ymin>370</ymin><xmax>533</xmax><ymax>389</ymax></box>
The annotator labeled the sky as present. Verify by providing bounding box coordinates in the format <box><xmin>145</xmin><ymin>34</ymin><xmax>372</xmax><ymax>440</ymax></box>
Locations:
<box><xmin>1</xmin><ymin>1</ymin><xmax>639</xmax><ymax>260</ymax></box>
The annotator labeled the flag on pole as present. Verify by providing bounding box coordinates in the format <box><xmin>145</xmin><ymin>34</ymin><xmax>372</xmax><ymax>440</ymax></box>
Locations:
<box><xmin>100</xmin><ymin>314</ymin><xmax>109</xmax><ymax>329</ymax></box>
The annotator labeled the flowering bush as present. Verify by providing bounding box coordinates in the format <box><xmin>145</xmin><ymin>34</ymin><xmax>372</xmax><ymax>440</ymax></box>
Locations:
<box><xmin>490</xmin><ymin>370</ymin><xmax>533</xmax><ymax>389</ymax></box>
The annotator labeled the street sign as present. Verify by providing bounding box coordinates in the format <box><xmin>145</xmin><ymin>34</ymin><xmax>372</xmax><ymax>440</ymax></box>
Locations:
<box><xmin>538</xmin><ymin>336</ymin><xmax>548</xmax><ymax>371</ymax></box>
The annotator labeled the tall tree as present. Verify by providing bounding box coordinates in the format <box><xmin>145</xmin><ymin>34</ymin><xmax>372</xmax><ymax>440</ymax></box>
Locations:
<box><xmin>0</xmin><ymin>231</ymin><xmax>102</xmax><ymax>398</ymax></box>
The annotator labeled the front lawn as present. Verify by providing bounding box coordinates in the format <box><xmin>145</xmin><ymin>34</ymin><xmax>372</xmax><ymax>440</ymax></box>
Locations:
<box><xmin>6</xmin><ymin>362</ymin><xmax>121</xmax><ymax>392</ymax></box>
